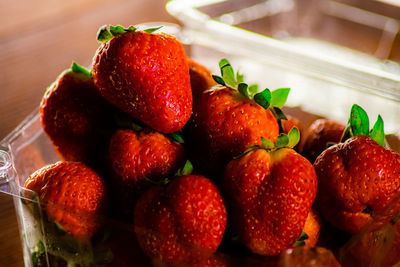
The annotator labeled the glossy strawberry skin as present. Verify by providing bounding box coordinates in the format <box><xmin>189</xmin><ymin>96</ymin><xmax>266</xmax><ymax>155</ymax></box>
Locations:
<box><xmin>134</xmin><ymin>175</ymin><xmax>227</xmax><ymax>265</ymax></box>
<box><xmin>40</xmin><ymin>70</ymin><xmax>116</xmax><ymax>166</ymax></box>
<box><xmin>189</xmin><ymin>87</ymin><xmax>279</xmax><ymax>174</ymax></box>
<box><xmin>314</xmin><ymin>135</ymin><xmax>400</xmax><ymax>234</ymax></box>
<box><xmin>92</xmin><ymin>31</ymin><xmax>192</xmax><ymax>133</ymax></box>
<box><xmin>301</xmin><ymin>119</ymin><xmax>345</xmax><ymax>163</ymax></box>
<box><xmin>224</xmin><ymin>148</ymin><xmax>317</xmax><ymax>256</ymax></box>
<box><xmin>24</xmin><ymin>161</ymin><xmax>108</xmax><ymax>241</ymax></box>
<box><xmin>107</xmin><ymin>128</ymin><xmax>185</xmax><ymax>221</ymax></box>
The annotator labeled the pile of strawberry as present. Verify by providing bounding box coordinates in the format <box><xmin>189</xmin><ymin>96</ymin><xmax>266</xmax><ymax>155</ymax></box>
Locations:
<box><xmin>24</xmin><ymin>25</ymin><xmax>400</xmax><ymax>266</ymax></box>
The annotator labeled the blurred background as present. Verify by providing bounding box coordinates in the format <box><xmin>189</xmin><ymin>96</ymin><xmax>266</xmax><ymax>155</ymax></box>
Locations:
<box><xmin>1</xmin><ymin>0</ymin><xmax>400</xmax><ymax>265</ymax></box>
<box><xmin>0</xmin><ymin>0</ymin><xmax>175</xmax><ymax>265</ymax></box>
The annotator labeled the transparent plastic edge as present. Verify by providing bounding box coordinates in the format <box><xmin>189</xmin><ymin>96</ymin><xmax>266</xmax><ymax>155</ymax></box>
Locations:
<box><xmin>166</xmin><ymin>0</ymin><xmax>400</xmax><ymax>100</ymax></box>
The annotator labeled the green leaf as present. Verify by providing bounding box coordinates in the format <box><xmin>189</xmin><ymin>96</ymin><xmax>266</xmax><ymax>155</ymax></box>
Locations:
<box><xmin>144</xmin><ymin>26</ymin><xmax>163</xmax><ymax>34</ymax></box>
<box><xmin>271</xmin><ymin>88</ymin><xmax>290</xmax><ymax>108</ymax></box>
<box><xmin>54</xmin><ymin>221</ymin><xmax>66</xmax><ymax>233</ymax></box>
<box><xmin>175</xmin><ymin>160</ymin><xmax>193</xmax><ymax>176</ymax></box>
<box><xmin>254</xmin><ymin>88</ymin><xmax>271</xmax><ymax>109</ymax></box>
<box><xmin>71</xmin><ymin>62</ymin><xmax>91</xmax><ymax>77</ymax></box>
<box><xmin>340</xmin><ymin>123</ymin><xmax>352</xmax><ymax>143</ymax></box>
<box><xmin>114</xmin><ymin>112</ymin><xmax>143</xmax><ymax>131</ymax></box>
<box><xmin>238</xmin><ymin>83</ymin><xmax>249</xmax><ymax>98</ymax></box>
<box><xmin>349</xmin><ymin>104</ymin><xmax>369</xmax><ymax>136</ymax></box>
<box><xmin>236</xmin><ymin>71</ymin><xmax>244</xmax><ymax>83</ymax></box>
<box><xmin>167</xmin><ymin>132</ymin><xmax>184</xmax><ymax>144</ymax></box>
<box><xmin>32</xmin><ymin>240</ymin><xmax>45</xmax><ymax>266</ymax></box>
<box><xmin>110</xmin><ymin>25</ymin><xmax>128</xmax><ymax>35</ymax></box>
<box><xmin>270</xmin><ymin>107</ymin><xmax>287</xmax><ymax>120</ymax></box>
<box><xmin>37</xmin><ymin>240</ymin><xmax>45</xmax><ymax>253</ymax></box>
<box><xmin>32</xmin><ymin>252</ymin><xmax>39</xmax><ymax>266</ymax></box>
<box><xmin>287</xmin><ymin>127</ymin><xmax>300</xmax><ymax>148</ymax></box>
<box><xmin>293</xmin><ymin>232</ymin><xmax>309</xmax><ymax>247</ymax></box>
<box><xmin>212</xmin><ymin>75</ymin><xmax>225</xmax><ymax>86</ymax></box>
<box><xmin>248</xmin><ymin>84</ymin><xmax>259</xmax><ymax>95</ymax></box>
<box><xmin>219</xmin><ymin>59</ymin><xmax>236</xmax><ymax>88</ymax></box>
<box><xmin>261</xmin><ymin>137</ymin><xmax>275</xmax><ymax>150</ymax></box>
<box><xmin>369</xmin><ymin>115</ymin><xmax>385</xmax><ymax>147</ymax></box>
<box><xmin>97</xmin><ymin>25</ymin><xmax>113</xmax><ymax>43</ymax></box>
<box><xmin>97</xmin><ymin>25</ymin><xmax>137</xmax><ymax>43</ymax></box>
<box><xmin>276</xmin><ymin>133</ymin><xmax>289</xmax><ymax>148</ymax></box>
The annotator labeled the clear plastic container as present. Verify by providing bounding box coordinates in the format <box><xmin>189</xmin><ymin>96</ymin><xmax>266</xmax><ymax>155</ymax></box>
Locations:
<box><xmin>1</xmin><ymin>5</ymin><xmax>400</xmax><ymax>264</ymax></box>
<box><xmin>167</xmin><ymin>0</ymin><xmax>400</xmax><ymax>133</ymax></box>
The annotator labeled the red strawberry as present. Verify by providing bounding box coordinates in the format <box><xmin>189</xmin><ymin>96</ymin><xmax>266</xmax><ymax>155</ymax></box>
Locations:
<box><xmin>188</xmin><ymin>59</ymin><xmax>285</xmax><ymax>175</ymax></box>
<box><xmin>24</xmin><ymin>161</ymin><xmax>108</xmax><ymax>241</ymax></box>
<box><xmin>223</xmin><ymin>129</ymin><xmax>317</xmax><ymax>256</ymax></box>
<box><xmin>279</xmin><ymin>246</ymin><xmax>340</xmax><ymax>267</ymax></box>
<box><xmin>40</xmin><ymin>63</ymin><xmax>117</xmax><ymax>167</ymax></box>
<box><xmin>107</xmin><ymin>127</ymin><xmax>185</xmax><ymax>221</ymax></box>
<box><xmin>314</xmin><ymin>104</ymin><xmax>400</xmax><ymax>234</ymax></box>
<box><xmin>301</xmin><ymin>119</ymin><xmax>345</xmax><ymax>163</ymax></box>
<box><xmin>187</xmin><ymin>58</ymin><xmax>216</xmax><ymax>102</ymax></box>
<box><xmin>134</xmin><ymin>173</ymin><xmax>227</xmax><ymax>265</ymax></box>
<box><xmin>92</xmin><ymin>25</ymin><xmax>192</xmax><ymax>133</ymax></box>
<box><xmin>302</xmin><ymin>209</ymin><xmax>322</xmax><ymax>249</ymax></box>
<box><xmin>340</xmin><ymin>194</ymin><xmax>400</xmax><ymax>266</ymax></box>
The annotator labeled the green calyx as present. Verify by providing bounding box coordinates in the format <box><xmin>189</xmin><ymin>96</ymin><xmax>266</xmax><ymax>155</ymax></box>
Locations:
<box><xmin>145</xmin><ymin>161</ymin><xmax>192</xmax><ymax>186</ymax></box>
<box><xmin>341</xmin><ymin>104</ymin><xmax>385</xmax><ymax>147</ymax></box>
<box><xmin>96</xmin><ymin>25</ymin><xmax>163</xmax><ymax>43</ymax></box>
<box><xmin>54</xmin><ymin>221</ymin><xmax>67</xmax><ymax>234</ymax></box>
<box><xmin>166</xmin><ymin>131</ymin><xmax>184</xmax><ymax>144</ymax></box>
<box><xmin>70</xmin><ymin>62</ymin><xmax>92</xmax><ymax>78</ymax></box>
<box><xmin>267</xmin><ymin>126</ymin><xmax>300</xmax><ymax>150</ymax></box>
<box><xmin>212</xmin><ymin>58</ymin><xmax>290</xmax><ymax>120</ymax></box>
<box><xmin>293</xmin><ymin>231</ymin><xmax>309</xmax><ymax>247</ymax></box>
<box><xmin>238</xmin><ymin>127</ymin><xmax>300</xmax><ymax>158</ymax></box>
<box><xmin>175</xmin><ymin>160</ymin><xmax>193</xmax><ymax>176</ymax></box>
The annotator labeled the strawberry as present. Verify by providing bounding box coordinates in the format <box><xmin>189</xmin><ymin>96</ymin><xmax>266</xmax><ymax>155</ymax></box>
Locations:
<box><xmin>340</xmin><ymin>195</ymin><xmax>400</xmax><ymax>266</ymax></box>
<box><xmin>314</xmin><ymin>104</ymin><xmax>400</xmax><ymax>234</ymax></box>
<box><xmin>187</xmin><ymin>58</ymin><xmax>216</xmax><ymax>102</ymax></box>
<box><xmin>24</xmin><ymin>161</ymin><xmax>108</xmax><ymax>241</ymax></box>
<box><xmin>188</xmin><ymin>59</ymin><xmax>288</xmax><ymax>175</ymax></box>
<box><xmin>279</xmin><ymin>246</ymin><xmax>340</xmax><ymax>267</ymax></box>
<box><xmin>301</xmin><ymin>119</ymin><xmax>345</xmax><ymax>163</ymax></box>
<box><xmin>301</xmin><ymin>209</ymin><xmax>322</xmax><ymax>249</ymax></box>
<box><xmin>40</xmin><ymin>62</ymin><xmax>117</xmax><ymax>167</ymax></box>
<box><xmin>223</xmin><ymin>129</ymin><xmax>317</xmax><ymax>256</ymax></box>
<box><xmin>134</xmin><ymin>167</ymin><xmax>227</xmax><ymax>265</ymax></box>
<box><xmin>107</xmin><ymin>127</ymin><xmax>185</xmax><ymax>221</ymax></box>
<box><xmin>92</xmin><ymin>25</ymin><xmax>192</xmax><ymax>133</ymax></box>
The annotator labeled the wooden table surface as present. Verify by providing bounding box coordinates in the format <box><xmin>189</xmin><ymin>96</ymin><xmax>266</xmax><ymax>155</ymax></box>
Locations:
<box><xmin>0</xmin><ymin>1</ymin><xmax>176</xmax><ymax>265</ymax></box>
